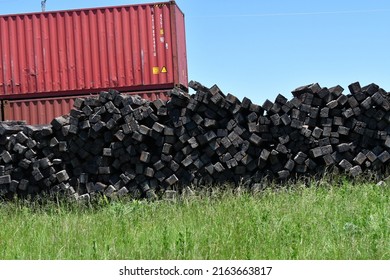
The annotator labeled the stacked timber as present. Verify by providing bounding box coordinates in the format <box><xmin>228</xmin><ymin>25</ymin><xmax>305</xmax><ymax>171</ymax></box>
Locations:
<box><xmin>1</xmin><ymin>81</ymin><xmax>390</xmax><ymax>200</ymax></box>
<box><xmin>0</xmin><ymin>122</ymin><xmax>73</xmax><ymax>197</ymax></box>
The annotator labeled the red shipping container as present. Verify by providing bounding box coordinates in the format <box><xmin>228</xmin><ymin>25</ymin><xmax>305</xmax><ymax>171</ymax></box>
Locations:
<box><xmin>0</xmin><ymin>1</ymin><xmax>187</xmax><ymax>98</ymax></box>
<box><xmin>2</xmin><ymin>90</ymin><xmax>171</xmax><ymax>125</ymax></box>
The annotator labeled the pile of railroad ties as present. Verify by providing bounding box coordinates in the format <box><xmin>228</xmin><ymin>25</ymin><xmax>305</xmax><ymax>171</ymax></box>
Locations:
<box><xmin>1</xmin><ymin>80</ymin><xmax>390</xmax><ymax>200</ymax></box>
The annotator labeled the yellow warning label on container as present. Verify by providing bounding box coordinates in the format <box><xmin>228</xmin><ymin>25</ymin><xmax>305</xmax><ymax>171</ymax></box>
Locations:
<box><xmin>161</xmin><ymin>66</ymin><xmax>167</xmax><ymax>73</ymax></box>
<box><xmin>160</xmin><ymin>29</ymin><xmax>164</xmax><ymax>35</ymax></box>
<box><xmin>153</xmin><ymin>67</ymin><xmax>160</xmax><ymax>74</ymax></box>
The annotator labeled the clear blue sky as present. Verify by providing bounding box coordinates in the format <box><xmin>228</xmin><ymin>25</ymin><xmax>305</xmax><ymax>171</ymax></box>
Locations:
<box><xmin>1</xmin><ymin>0</ymin><xmax>389</xmax><ymax>103</ymax></box>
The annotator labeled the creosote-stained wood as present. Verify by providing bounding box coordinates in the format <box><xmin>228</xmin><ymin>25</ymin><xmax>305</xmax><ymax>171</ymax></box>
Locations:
<box><xmin>1</xmin><ymin>81</ymin><xmax>390</xmax><ymax>200</ymax></box>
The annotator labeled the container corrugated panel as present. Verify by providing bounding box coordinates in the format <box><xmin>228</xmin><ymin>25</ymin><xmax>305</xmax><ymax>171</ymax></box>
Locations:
<box><xmin>2</xmin><ymin>89</ymin><xmax>171</xmax><ymax>125</ymax></box>
<box><xmin>0</xmin><ymin>1</ymin><xmax>187</xmax><ymax>98</ymax></box>
<box><xmin>2</xmin><ymin>95</ymin><xmax>80</xmax><ymax>125</ymax></box>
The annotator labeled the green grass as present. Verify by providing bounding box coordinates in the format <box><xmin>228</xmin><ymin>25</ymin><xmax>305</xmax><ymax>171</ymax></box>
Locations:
<box><xmin>0</xmin><ymin>179</ymin><xmax>389</xmax><ymax>260</ymax></box>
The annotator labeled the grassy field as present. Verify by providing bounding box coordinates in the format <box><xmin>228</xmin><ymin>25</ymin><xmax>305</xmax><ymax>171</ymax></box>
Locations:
<box><xmin>0</xmin><ymin>178</ymin><xmax>389</xmax><ymax>260</ymax></box>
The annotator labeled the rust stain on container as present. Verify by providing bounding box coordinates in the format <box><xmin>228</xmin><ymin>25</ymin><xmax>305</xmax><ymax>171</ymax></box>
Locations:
<box><xmin>0</xmin><ymin>1</ymin><xmax>187</xmax><ymax>98</ymax></box>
